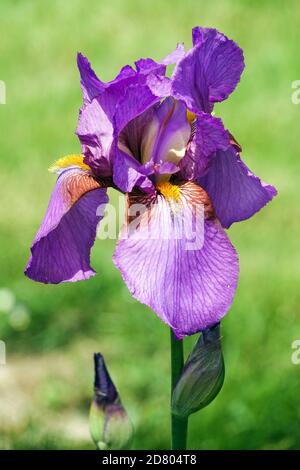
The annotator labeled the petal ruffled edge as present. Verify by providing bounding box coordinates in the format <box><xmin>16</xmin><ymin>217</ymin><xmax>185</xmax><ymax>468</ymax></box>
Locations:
<box><xmin>171</xmin><ymin>27</ymin><xmax>245</xmax><ymax>113</ymax></box>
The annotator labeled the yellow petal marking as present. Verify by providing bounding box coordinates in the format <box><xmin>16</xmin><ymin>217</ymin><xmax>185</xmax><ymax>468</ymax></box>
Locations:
<box><xmin>48</xmin><ymin>154</ymin><xmax>91</xmax><ymax>173</ymax></box>
<box><xmin>186</xmin><ymin>110</ymin><xmax>215</xmax><ymax>123</ymax></box>
<box><xmin>156</xmin><ymin>181</ymin><xmax>181</xmax><ymax>202</ymax></box>
<box><xmin>186</xmin><ymin>110</ymin><xmax>196</xmax><ymax>124</ymax></box>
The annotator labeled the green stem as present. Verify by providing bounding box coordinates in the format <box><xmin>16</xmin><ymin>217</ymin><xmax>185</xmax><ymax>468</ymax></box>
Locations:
<box><xmin>170</xmin><ymin>329</ymin><xmax>188</xmax><ymax>450</ymax></box>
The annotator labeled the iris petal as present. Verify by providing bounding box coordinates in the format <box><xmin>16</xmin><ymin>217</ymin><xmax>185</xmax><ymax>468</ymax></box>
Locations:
<box><xmin>141</xmin><ymin>98</ymin><xmax>191</xmax><ymax>166</ymax></box>
<box><xmin>171</xmin><ymin>27</ymin><xmax>245</xmax><ymax>113</ymax></box>
<box><xmin>76</xmin><ymin>99</ymin><xmax>114</xmax><ymax>177</ymax></box>
<box><xmin>113</xmin><ymin>181</ymin><xmax>239</xmax><ymax>338</ymax></box>
<box><xmin>198</xmin><ymin>145</ymin><xmax>277</xmax><ymax>228</ymax></box>
<box><xmin>25</xmin><ymin>167</ymin><xmax>108</xmax><ymax>283</ymax></box>
<box><xmin>180</xmin><ymin>112</ymin><xmax>230</xmax><ymax>180</ymax></box>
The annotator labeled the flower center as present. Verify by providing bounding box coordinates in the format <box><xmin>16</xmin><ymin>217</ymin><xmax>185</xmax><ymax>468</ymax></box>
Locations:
<box><xmin>141</xmin><ymin>99</ymin><xmax>191</xmax><ymax>167</ymax></box>
<box><xmin>156</xmin><ymin>181</ymin><xmax>181</xmax><ymax>202</ymax></box>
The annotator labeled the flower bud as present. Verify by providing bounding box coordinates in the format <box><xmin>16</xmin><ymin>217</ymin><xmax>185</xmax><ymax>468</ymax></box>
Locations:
<box><xmin>89</xmin><ymin>353</ymin><xmax>133</xmax><ymax>450</ymax></box>
<box><xmin>172</xmin><ymin>323</ymin><xmax>225</xmax><ymax>418</ymax></box>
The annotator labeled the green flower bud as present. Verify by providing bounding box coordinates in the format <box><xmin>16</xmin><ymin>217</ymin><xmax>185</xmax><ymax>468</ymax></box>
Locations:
<box><xmin>89</xmin><ymin>353</ymin><xmax>133</xmax><ymax>450</ymax></box>
<box><xmin>172</xmin><ymin>323</ymin><xmax>225</xmax><ymax>418</ymax></box>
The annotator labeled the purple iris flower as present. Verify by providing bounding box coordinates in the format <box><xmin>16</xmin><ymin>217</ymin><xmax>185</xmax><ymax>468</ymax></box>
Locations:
<box><xmin>25</xmin><ymin>27</ymin><xmax>276</xmax><ymax>339</ymax></box>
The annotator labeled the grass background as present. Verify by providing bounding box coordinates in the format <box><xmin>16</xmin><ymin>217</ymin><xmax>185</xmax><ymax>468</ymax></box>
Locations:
<box><xmin>0</xmin><ymin>0</ymin><xmax>299</xmax><ymax>449</ymax></box>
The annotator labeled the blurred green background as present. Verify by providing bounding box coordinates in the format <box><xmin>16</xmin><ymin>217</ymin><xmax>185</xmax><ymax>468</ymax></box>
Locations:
<box><xmin>0</xmin><ymin>0</ymin><xmax>299</xmax><ymax>450</ymax></box>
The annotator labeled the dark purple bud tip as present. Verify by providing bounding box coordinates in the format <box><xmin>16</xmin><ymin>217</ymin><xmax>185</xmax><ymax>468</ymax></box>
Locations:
<box><xmin>90</xmin><ymin>353</ymin><xmax>133</xmax><ymax>450</ymax></box>
<box><xmin>94</xmin><ymin>353</ymin><xmax>118</xmax><ymax>405</ymax></box>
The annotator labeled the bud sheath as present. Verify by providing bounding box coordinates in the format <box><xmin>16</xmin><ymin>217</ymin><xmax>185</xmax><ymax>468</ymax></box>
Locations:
<box><xmin>172</xmin><ymin>323</ymin><xmax>225</xmax><ymax>418</ymax></box>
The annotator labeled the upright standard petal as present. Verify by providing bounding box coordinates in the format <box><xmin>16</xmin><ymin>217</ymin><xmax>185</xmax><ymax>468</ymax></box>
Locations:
<box><xmin>113</xmin><ymin>182</ymin><xmax>239</xmax><ymax>338</ymax></box>
<box><xmin>112</xmin><ymin>83</ymin><xmax>168</xmax><ymax>193</ymax></box>
<box><xmin>77</xmin><ymin>52</ymin><xmax>136</xmax><ymax>106</ymax></box>
<box><xmin>77</xmin><ymin>53</ymin><xmax>171</xmax><ymax>186</ymax></box>
<box><xmin>76</xmin><ymin>99</ymin><xmax>114</xmax><ymax>177</ymax></box>
<box><xmin>76</xmin><ymin>54</ymin><xmax>153</xmax><ymax>179</ymax></box>
<box><xmin>179</xmin><ymin>112</ymin><xmax>230</xmax><ymax>181</ymax></box>
<box><xmin>77</xmin><ymin>49</ymin><xmax>178</xmax><ymax>117</ymax></box>
<box><xmin>76</xmin><ymin>54</ymin><xmax>137</xmax><ymax>177</ymax></box>
<box><xmin>135</xmin><ymin>43</ymin><xmax>185</xmax><ymax>75</ymax></box>
<box><xmin>25</xmin><ymin>163</ymin><xmax>108</xmax><ymax>283</ymax></box>
<box><xmin>198</xmin><ymin>145</ymin><xmax>277</xmax><ymax>228</ymax></box>
<box><xmin>171</xmin><ymin>27</ymin><xmax>245</xmax><ymax>113</ymax></box>
<box><xmin>160</xmin><ymin>43</ymin><xmax>185</xmax><ymax>66</ymax></box>
<box><xmin>115</xmin><ymin>97</ymin><xmax>191</xmax><ymax>190</ymax></box>
<box><xmin>141</xmin><ymin>97</ymin><xmax>191</xmax><ymax>167</ymax></box>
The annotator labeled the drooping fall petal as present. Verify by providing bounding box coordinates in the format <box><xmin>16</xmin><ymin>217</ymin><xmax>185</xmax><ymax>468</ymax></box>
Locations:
<box><xmin>25</xmin><ymin>164</ymin><xmax>108</xmax><ymax>283</ymax></box>
<box><xmin>198</xmin><ymin>145</ymin><xmax>277</xmax><ymax>228</ymax></box>
<box><xmin>113</xmin><ymin>182</ymin><xmax>239</xmax><ymax>338</ymax></box>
